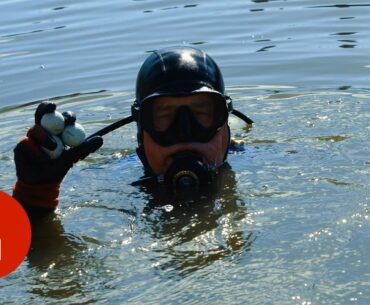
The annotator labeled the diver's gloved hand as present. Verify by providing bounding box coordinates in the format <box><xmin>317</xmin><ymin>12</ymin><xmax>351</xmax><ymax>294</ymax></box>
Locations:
<box><xmin>12</xmin><ymin>102</ymin><xmax>103</xmax><ymax>209</ymax></box>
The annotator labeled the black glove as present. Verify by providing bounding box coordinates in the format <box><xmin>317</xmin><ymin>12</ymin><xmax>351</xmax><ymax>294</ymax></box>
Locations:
<box><xmin>13</xmin><ymin>101</ymin><xmax>103</xmax><ymax>209</ymax></box>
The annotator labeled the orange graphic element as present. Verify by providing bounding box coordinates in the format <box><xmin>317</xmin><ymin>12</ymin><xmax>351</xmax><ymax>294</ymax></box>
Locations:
<box><xmin>0</xmin><ymin>191</ymin><xmax>31</xmax><ymax>277</ymax></box>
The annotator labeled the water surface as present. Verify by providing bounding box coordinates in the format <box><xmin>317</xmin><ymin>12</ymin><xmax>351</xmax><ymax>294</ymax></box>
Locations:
<box><xmin>1</xmin><ymin>1</ymin><xmax>370</xmax><ymax>304</ymax></box>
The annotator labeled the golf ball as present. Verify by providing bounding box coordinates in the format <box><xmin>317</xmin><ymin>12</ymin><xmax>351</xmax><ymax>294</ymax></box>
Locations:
<box><xmin>62</xmin><ymin>123</ymin><xmax>86</xmax><ymax>147</ymax></box>
<box><xmin>41</xmin><ymin>111</ymin><xmax>65</xmax><ymax>135</ymax></box>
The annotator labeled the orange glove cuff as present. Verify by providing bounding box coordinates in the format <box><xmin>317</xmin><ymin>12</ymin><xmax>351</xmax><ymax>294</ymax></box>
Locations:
<box><xmin>12</xmin><ymin>180</ymin><xmax>60</xmax><ymax>209</ymax></box>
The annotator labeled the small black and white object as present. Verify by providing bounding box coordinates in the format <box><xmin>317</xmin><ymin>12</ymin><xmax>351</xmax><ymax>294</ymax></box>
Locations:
<box><xmin>61</xmin><ymin>111</ymin><xmax>86</xmax><ymax>147</ymax></box>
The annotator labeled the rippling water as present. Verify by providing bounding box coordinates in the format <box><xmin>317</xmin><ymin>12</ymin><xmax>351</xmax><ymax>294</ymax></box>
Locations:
<box><xmin>1</xmin><ymin>1</ymin><xmax>370</xmax><ymax>304</ymax></box>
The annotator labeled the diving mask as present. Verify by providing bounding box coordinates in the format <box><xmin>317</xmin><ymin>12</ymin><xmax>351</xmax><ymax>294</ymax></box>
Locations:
<box><xmin>140</xmin><ymin>94</ymin><xmax>229</xmax><ymax>146</ymax></box>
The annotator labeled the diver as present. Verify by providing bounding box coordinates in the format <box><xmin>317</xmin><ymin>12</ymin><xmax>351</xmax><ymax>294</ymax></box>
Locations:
<box><xmin>12</xmin><ymin>46</ymin><xmax>253</xmax><ymax>215</ymax></box>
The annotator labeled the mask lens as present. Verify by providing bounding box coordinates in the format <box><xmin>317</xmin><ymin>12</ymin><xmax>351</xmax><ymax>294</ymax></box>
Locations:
<box><xmin>141</xmin><ymin>94</ymin><xmax>227</xmax><ymax>133</ymax></box>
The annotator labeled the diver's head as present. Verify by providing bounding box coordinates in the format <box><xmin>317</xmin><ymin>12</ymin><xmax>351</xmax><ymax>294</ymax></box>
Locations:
<box><xmin>132</xmin><ymin>46</ymin><xmax>233</xmax><ymax>188</ymax></box>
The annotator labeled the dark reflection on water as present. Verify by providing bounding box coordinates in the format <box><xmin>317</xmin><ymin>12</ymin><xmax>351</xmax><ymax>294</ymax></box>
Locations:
<box><xmin>255</xmin><ymin>39</ymin><xmax>271</xmax><ymax>42</ymax></box>
<box><xmin>252</xmin><ymin>0</ymin><xmax>272</xmax><ymax>3</ymax></box>
<box><xmin>161</xmin><ymin>6</ymin><xmax>178</xmax><ymax>11</ymax></box>
<box><xmin>4</xmin><ymin>25</ymin><xmax>66</xmax><ymax>38</ymax></box>
<box><xmin>140</xmin><ymin>165</ymin><xmax>256</xmax><ymax>278</ymax></box>
<box><xmin>308</xmin><ymin>4</ymin><xmax>370</xmax><ymax>8</ymax></box>
<box><xmin>27</xmin><ymin>214</ymin><xmax>91</xmax><ymax>301</ymax></box>
<box><xmin>143</xmin><ymin>3</ymin><xmax>197</xmax><ymax>13</ymax></box>
<box><xmin>332</xmin><ymin>31</ymin><xmax>357</xmax><ymax>36</ymax></box>
<box><xmin>256</xmin><ymin>45</ymin><xmax>275</xmax><ymax>52</ymax></box>
<box><xmin>339</xmin><ymin>43</ymin><xmax>356</xmax><ymax>48</ymax></box>
<box><xmin>338</xmin><ymin>85</ymin><xmax>352</xmax><ymax>90</ymax></box>
<box><xmin>331</xmin><ymin>32</ymin><xmax>357</xmax><ymax>49</ymax></box>
<box><xmin>189</xmin><ymin>41</ymin><xmax>206</xmax><ymax>45</ymax></box>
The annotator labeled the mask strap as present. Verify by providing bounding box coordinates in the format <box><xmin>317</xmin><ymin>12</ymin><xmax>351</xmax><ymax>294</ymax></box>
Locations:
<box><xmin>86</xmin><ymin>115</ymin><xmax>134</xmax><ymax>140</ymax></box>
<box><xmin>231</xmin><ymin>109</ymin><xmax>254</xmax><ymax>124</ymax></box>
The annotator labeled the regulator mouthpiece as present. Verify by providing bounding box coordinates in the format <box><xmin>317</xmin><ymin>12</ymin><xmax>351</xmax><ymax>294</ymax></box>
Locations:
<box><xmin>164</xmin><ymin>151</ymin><xmax>215</xmax><ymax>189</ymax></box>
<box><xmin>172</xmin><ymin>170</ymin><xmax>200</xmax><ymax>188</ymax></box>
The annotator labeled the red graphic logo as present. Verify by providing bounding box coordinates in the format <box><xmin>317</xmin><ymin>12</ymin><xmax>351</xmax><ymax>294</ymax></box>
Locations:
<box><xmin>0</xmin><ymin>191</ymin><xmax>31</xmax><ymax>278</ymax></box>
